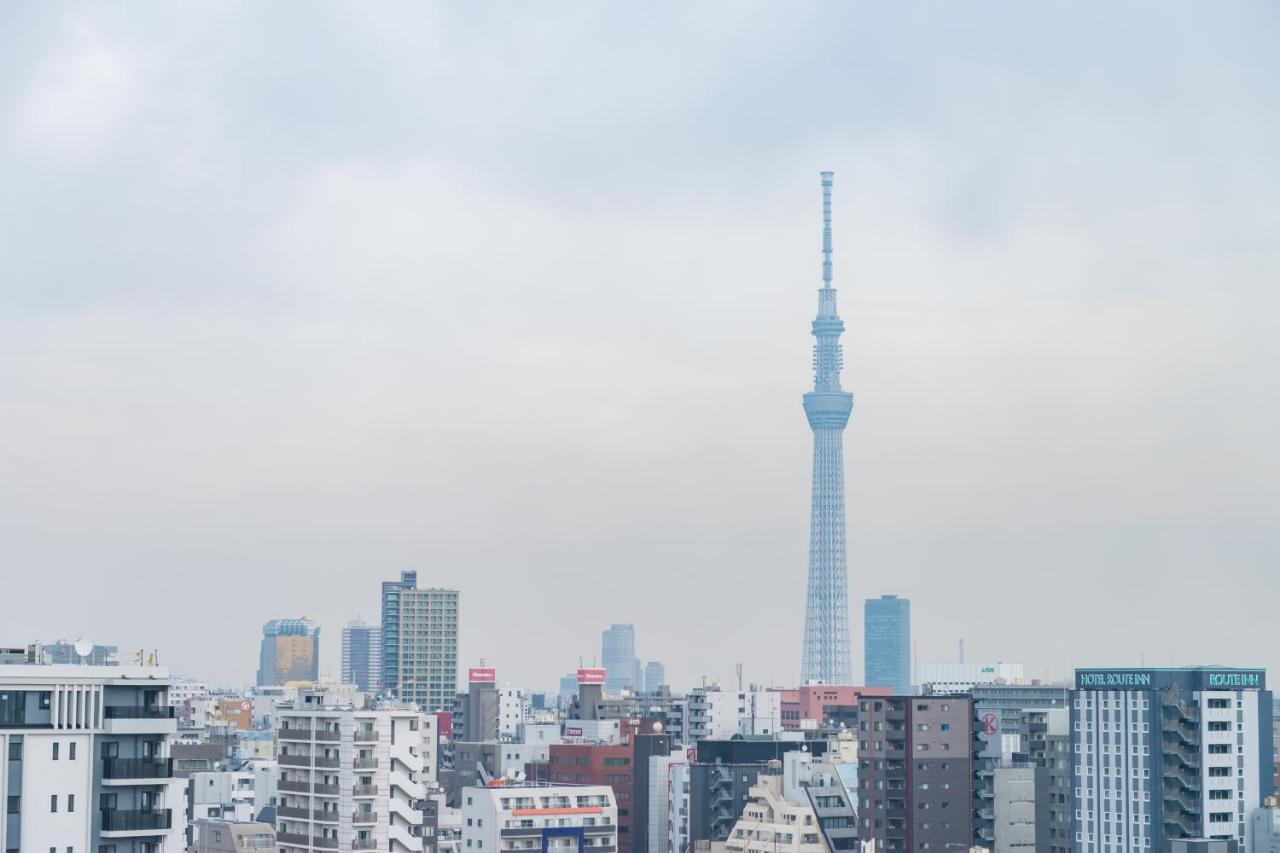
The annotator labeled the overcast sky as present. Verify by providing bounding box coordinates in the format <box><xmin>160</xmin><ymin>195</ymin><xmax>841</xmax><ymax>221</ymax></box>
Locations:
<box><xmin>2</xmin><ymin>3</ymin><xmax>1277</xmax><ymax>692</ymax></box>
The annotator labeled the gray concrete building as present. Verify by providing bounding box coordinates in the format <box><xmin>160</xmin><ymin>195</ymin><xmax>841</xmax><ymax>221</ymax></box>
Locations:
<box><xmin>855</xmin><ymin>694</ymin><xmax>974</xmax><ymax>851</ymax></box>
<box><xmin>191</xmin><ymin>818</ymin><xmax>277</xmax><ymax>853</ymax></box>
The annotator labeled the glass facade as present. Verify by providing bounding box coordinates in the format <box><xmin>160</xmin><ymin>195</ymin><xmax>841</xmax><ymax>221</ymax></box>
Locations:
<box><xmin>864</xmin><ymin>595</ymin><xmax>910</xmax><ymax>694</ymax></box>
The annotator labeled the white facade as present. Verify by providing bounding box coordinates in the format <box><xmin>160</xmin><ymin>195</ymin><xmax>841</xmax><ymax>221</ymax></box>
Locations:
<box><xmin>461</xmin><ymin>783</ymin><xmax>616</xmax><ymax>853</ymax></box>
<box><xmin>498</xmin><ymin>689</ymin><xmax>526</xmax><ymax>740</ymax></box>
<box><xmin>274</xmin><ymin>705</ymin><xmax>429</xmax><ymax>852</ymax></box>
<box><xmin>684</xmin><ymin>689</ymin><xmax>781</xmax><ymax>741</ymax></box>
<box><xmin>1073</xmin><ymin>684</ymin><xmax>1267</xmax><ymax>852</ymax></box>
<box><xmin>0</xmin><ymin>662</ymin><xmax>186</xmax><ymax>853</ymax></box>
<box><xmin>724</xmin><ymin>773</ymin><xmax>825</xmax><ymax>853</ymax></box>
<box><xmin>918</xmin><ymin>662</ymin><xmax>1025</xmax><ymax>693</ymax></box>
<box><xmin>189</xmin><ymin>770</ymin><xmax>258</xmax><ymax>823</ymax></box>
<box><xmin>667</xmin><ymin>763</ymin><xmax>690</xmax><ymax>853</ymax></box>
<box><xmin>1251</xmin><ymin>799</ymin><xmax>1280</xmax><ymax>853</ymax></box>
<box><xmin>647</xmin><ymin>754</ymin><xmax>686</xmax><ymax>853</ymax></box>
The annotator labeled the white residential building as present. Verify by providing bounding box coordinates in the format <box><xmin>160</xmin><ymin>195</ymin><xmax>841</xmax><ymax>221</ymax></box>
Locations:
<box><xmin>461</xmin><ymin>782</ymin><xmax>616</xmax><ymax>853</ymax></box>
<box><xmin>723</xmin><ymin>772</ymin><xmax>825</xmax><ymax>853</ymax></box>
<box><xmin>0</xmin><ymin>660</ymin><xmax>186</xmax><ymax>853</ymax></box>
<box><xmin>189</xmin><ymin>769</ymin><xmax>258</xmax><ymax>824</ymax></box>
<box><xmin>498</xmin><ymin>689</ymin><xmax>526</xmax><ymax>741</ymax></box>
<box><xmin>667</xmin><ymin>764</ymin><xmax>691</xmax><ymax>853</ymax></box>
<box><xmin>684</xmin><ymin>689</ymin><xmax>781</xmax><ymax>741</ymax></box>
<box><xmin>647</xmin><ymin>754</ymin><xmax>686</xmax><ymax>853</ymax></box>
<box><xmin>274</xmin><ymin>704</ymin><xmax>429</xmax><ymax>853</ymax></box>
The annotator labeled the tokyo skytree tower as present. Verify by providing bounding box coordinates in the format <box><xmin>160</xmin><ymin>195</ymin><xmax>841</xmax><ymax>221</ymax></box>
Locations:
<box><xmin>800</xmin><ymin>171</ymin><xmax>854</xmax><ymax>685</ymax></box>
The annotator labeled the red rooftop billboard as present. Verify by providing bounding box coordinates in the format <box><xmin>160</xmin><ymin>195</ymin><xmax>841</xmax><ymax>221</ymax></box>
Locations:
<box><xmin>576</xmin><ymin>668</ymin><xmax>606</xmax><ymax>685</ymax></box>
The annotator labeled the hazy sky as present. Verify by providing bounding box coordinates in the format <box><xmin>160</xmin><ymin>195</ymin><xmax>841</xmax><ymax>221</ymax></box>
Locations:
<box><xmin>2</xmin><ymin>3</ymin><xmax>1277</xmax><ymax>692</ymax></box>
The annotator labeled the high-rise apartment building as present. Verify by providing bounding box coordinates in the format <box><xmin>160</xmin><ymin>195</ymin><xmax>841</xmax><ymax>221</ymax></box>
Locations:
<box><xmin>864</xmin><ymin>596</ymin><xmax>910</xmax><ymax>694</ymax></box>
<box><xmin>257</xmin><ymin>619</ymin><xmax>321</xmax><ymax>687</ymax></box>
<box><xmin>1071</xmin><ymin>667</ymin><xmax>1274</xmax><ymax>852</ymax></box>
<box><xmin>274</xmin><ymin>701</ymin><xmax>434</xmax><ymax>853</ymax></box>
<box><xmin>800</xmin><ymin>172</ymin><xmax>854</xmax><ymax>687</ymax></box>
<box><xmin>602</xmin><ymin>625</ymin><xmax>637</xmax><ymax>694</ymax></box>
<box><xmin>380</xmin><ymin>571</ymin><xmax>459</xmax><ymax>713</ymax></box>
<box><xmin>341</xmin><ymin>621</ymin><xmax>381</xmax><ymax>693</ymax></box>
<box><xmin>855</xmin><ymin>694</ymin><xmax>974</xmax><ymax>850</ymax></box>
<box><xmin>0</xmin><ymin>657</ymin><xmax>186</xmax><ymax>853</ymax></box>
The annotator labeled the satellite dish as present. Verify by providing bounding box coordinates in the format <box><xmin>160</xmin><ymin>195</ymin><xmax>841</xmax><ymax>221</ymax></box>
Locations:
<box><xmin>652</xmin><ymin>721</ymin><xmax>664</xmax><ymax>733</ymax></box>
<box><xmin>74</xmin><ymin>638</ymin><xmax>94</xmax><ymax>659</ymax></box>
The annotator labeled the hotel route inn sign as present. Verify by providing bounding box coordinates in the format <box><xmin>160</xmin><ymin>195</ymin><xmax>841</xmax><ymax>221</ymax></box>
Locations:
<box><xmin>1075</xmin><ymin>668</ymin><xmax>1265</xmax><ymax>691</ymax></box>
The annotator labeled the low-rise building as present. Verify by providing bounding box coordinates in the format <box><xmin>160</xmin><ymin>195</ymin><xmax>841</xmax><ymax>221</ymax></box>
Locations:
<box><xmin>461</xmin><ymin>782</ymin><xmax>617</xmax><ymax>853</ymax></box>
<box><xmin>191</xmin><ymin>818</ymin><xmax>277</xmax><ymax>853</ymax></box>
<box><xmin>724</xmin><ymin>769</ymin><xmax>825</xmax><ymax>853</ymax></box>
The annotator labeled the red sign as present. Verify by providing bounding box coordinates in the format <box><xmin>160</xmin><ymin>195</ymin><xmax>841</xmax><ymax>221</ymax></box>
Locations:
<box><xmin>469</xmin><ymin>667</ymin><xmax>497</xmax><ymax>683</ymax></box>
<box><xmin>981</xmin><ymin>713</ymin><xmax>999</xmax><ymax>735</ymax></box>
<box><xmin>576</xmin><ymin>668</ymin><xmax>606</xmax><ymax>685</ymax></box>
<box><xmin>240</xmin><ymin>700</ymin><xmax>252</xmax><ymax>712</ymax></box>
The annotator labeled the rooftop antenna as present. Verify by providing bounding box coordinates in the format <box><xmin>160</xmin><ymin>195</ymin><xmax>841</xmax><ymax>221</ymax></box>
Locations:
<box><xmin>821</xmin><ymin>171</ymin><xmax>834</xmax><ymax>288</ymax></box>
<box><xmin>736</xmin><ymin>663</ymin><xmax>743</xmax><ymax>693</ymax></box>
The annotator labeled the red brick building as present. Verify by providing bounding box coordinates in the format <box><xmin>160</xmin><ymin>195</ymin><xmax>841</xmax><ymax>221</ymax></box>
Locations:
<box><xmin>777</xmin><ymin>684</ymin><xmax>892</xmax><ymax>729</ymax></box>
<box><xmin>548</xmin><ymin>742</ymin><xmax>635</xmax><ymax>853</ymax></box>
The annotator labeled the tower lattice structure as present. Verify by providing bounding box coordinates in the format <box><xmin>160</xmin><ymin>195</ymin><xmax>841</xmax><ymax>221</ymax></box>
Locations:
<box><xmin>800</xmin><ymin>171</ymin><xmax>854</xmax><ymax>685</ymax></box>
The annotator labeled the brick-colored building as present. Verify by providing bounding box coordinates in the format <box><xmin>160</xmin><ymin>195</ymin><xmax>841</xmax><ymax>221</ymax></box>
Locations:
<box><xmin>547</xmin><ymin>720</ymin><xmax>672</xmax><ymax>853</ymax></box>
<box><xmin>778</xmin><ymin>685</ymin><xmax>892</xmax><ymax>729</ymax></box>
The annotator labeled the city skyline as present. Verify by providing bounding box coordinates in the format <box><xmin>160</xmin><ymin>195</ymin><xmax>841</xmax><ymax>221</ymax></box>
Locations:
<box><xmin>2</xmin><ymin>4</ymin><xmax>1278</xmax><ymax>691</ymax></box>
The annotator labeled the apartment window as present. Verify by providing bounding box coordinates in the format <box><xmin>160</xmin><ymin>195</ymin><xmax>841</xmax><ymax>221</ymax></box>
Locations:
<box><xmin>51</xmin><ymin>795</ymin><xmax>58</xmax><ymax>812</ymax></box>
<box><xmin>7</xmin><ymin>739</ymin><xmax>20</xmax><ymax>761</ymax></box>
<box><xmin>69</xmin><ymin>743</ymin><xmax>76</xmax><ymax>760</ymax></box>
<box><xmin>53</xmin><ymin>742</ymin><xmax>60</xmax><ymax>760</ymax></box>
<box><xmin>68</xmin><ymin>795</ymin><xmax>75</xmax><ymax>812</ymax></box>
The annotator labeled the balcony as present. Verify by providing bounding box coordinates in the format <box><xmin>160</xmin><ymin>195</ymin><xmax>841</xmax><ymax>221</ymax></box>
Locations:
<box><xmin>353</xmin><ymin>812</ymin><xmax>378</xmax><ymax>824</ymax></box>
<box><xmin>353</xmin><ymin>785</ymin><xmax>379</xmax><ymax>797</ymax></box>
<box><xmin>100</xmin><ymin>809</ymin><xmax>172</xmax><ymax>836</ymax></box>
<box><xmin>355</xmin><ymin>731</ymin><xmax>380</xmax><ymax>743</ymax></box>
<box><xmin>102</xmin><ymin>757</ymin><xmax>173</xmax><ymax>783</ymax></box>
<box><xmin>279</xmin><ymin>779</ymin><xmax>341</xmax><ymax>796</ymax></box>
<box><xmin>280</xmin><ymin>754</ymin><xmax>341</xmax><ymax>769</ymax></box>
<box><xmin>353</xmin><ymin>840</ymin><xmax>378</xmax><ymax>851</ymax></box>
<box><xmin>104</xmin><ymin>706</ymin><xmax>174</xmax><ymax>719</ymax></box>
<box><xmin>354</xmin><ymin>758</ymin><xmax>379</xmax><ymax>770</ymax></box>
<box><xmin>277</xmin><ymin>832</ymin><xmax>311</xmax><ymax>848</ymax></box>
<box><xmin>102</xmin><ymin>706</ymin><xmax>176</xmax><ymax>735</ymax></box>
<box><xmin>279</xmin><ymin>728</ymin><xmax>313</xmax><ymax>742</ymax></box>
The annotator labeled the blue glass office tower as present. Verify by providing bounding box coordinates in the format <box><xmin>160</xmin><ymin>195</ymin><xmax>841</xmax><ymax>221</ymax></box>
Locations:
<box><xmin>864</xmin><ymin>595</ymin><xmax>911</xmax><ymax>694</ymax></box>
<box><xmin>801</xmin><ymin>172</ymin><xmax>855</xmax><ymax>685</ymax></box>
<box><xmin>602</xmin><ymin>624</ymin><xmax>638</xmax><ymax>694</ymax></box>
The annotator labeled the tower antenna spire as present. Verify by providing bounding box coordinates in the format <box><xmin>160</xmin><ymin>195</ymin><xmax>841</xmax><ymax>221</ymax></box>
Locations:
<box><xmin>821</xmin><ymin>171</ymin><xmax>833</xmax><ymax>288</ymax></box>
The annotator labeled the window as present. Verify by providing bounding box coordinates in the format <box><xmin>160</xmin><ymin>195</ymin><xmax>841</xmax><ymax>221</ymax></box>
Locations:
<box><xmin>53</xmin><ymin>743</ymin><xmax>60</xmax><ymax>760</ymax></box>
<box><xmin>7</xmin><ymin>740</ymin><xmax>20</xmax><ymax>761</ymax></box>
<box><xmin>51</xmin><ymin>795</ymin><xmax>58</xmax><ymax>812</ymax></box>
<box><xmin>6</xmin><ymin>796</ymin><xmax>18</xmax><ymax>814</ymax></box>
<box><xmin>68</xmin><ymin>795</ymin><xmax>75</xmax><ymax>813</ymax></box>
<box><xmin>69</xmin><ymin>743</ymin><xmax>76</xmax><ymax>760</ymax></box>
